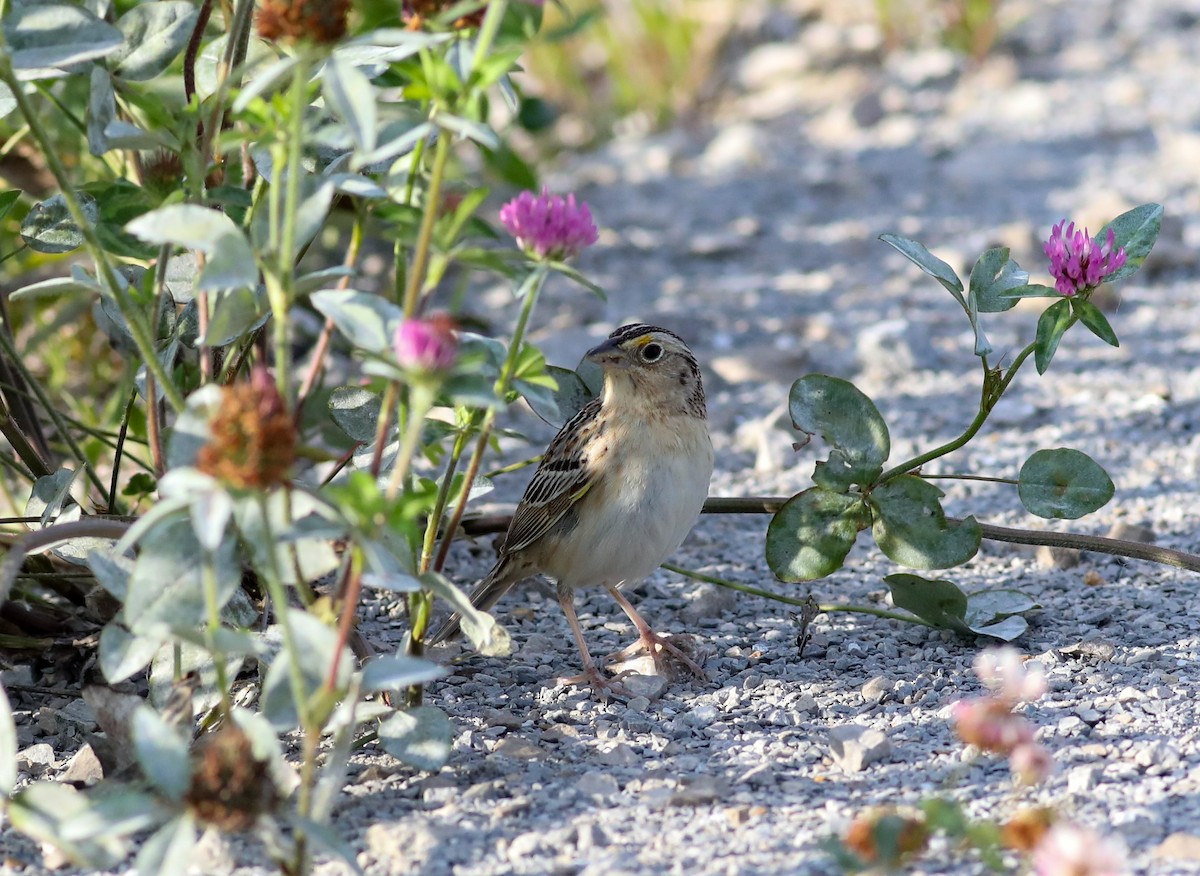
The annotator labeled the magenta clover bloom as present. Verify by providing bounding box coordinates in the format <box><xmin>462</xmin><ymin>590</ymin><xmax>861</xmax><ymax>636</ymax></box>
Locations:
<box><xmin>499</xmin><ymin>187</ymin><xmax>599</xmax><ymax>261</ymax></box>
<box><xmin>394</xmin><ymin>314</ymin><xmax>458</xmax><ymax>373</ymax></box>
<box><xmin>1043</xmin><ymin>220</ymin><xmax>1127</xmax><ymax>297</ymax></box>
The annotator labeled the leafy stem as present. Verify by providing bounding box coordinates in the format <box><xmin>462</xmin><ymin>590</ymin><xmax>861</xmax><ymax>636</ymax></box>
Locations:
<box><xmin>877</xmin><ymin>338</ymin><xmax>1038</xmax><ymax>483</ymax></box>
<box><xmin>0</xmin><ymin>58</ymin><xmax>185</xmax><ymax>412</ymax></box>
<box><xmin>201</xmin><ymin>549</ymin><xmax>234</xmax><ymax>715</ymax></box>
<box><xmin>432</xmin><ymin>265</ymin><xmax>547</xmax><ymax>572</ymax></box>
<box><xmin>402</xmin><ymin>129</ymin><xmax>452</xmax><ymax>317</ymax></box>
<box><xmin>660</xmin><ymin>562</ymin><xmax>937</xmax><ymax>628</ymax></box>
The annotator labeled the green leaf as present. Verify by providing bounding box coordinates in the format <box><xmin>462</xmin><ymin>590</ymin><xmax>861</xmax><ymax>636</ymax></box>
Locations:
<box><xmin>788</xmin><ymin>375</ymin><xmax>890</xmax><ymax>489</ymax></box>
<box><xmin>766</xmin><ymin>487</ymin><xmax>871</xmax><ymax>581</ymax></box>
<box><xmin>879</xmin><ymin>233</ymin><xmax>964</xmax><ymax>304</ymax></box>
<box><xmin>0</xmin><ymin>684</ymin><xmax>16</xmax><ymax>795</ymax></box>
<box><xmin>378</xmin><ymin>706</ymin><xmax>453</xmax><ymax>771</ymax></box>
<box><xmin>421</xmin><ymin>571</ymin><xmax>510</xmax><ymax>656</ymax></box>
<box><xmin>0</xmin><ymin>189</ymin><xmax>21</xmax><ymax>221</ymax></box>
<box><xmin>329</xmin><ymin>386</ymin><xmax>383</xmax><ymax>442</ymax></box>
<box><xmin>1018</xmin><ymin>448</ymin><xmax>1114</xmax><ymax>519</ymax></box>
<box><xmin>1000</xmin><ymin>283</ymin><xmax>1062</xmax><ymax>299</ymax></box>
<box><xmin>360</xmin><ymin>655</ymin><xmax>446</xmax><ymax>693</ymax></box>
<box><xmin>436</xmin><ymin>113</ymin><xmax>500</xmax><ymax>149</ymax></box>
<box><xmin>884</xmin><ymin>573</ymin><xmax>970</xmax><ymax>633</ymax></box>
<box><xmin>968</xmin><ymin>247</ymin><xmax>1025</xmax><ymax>313</ymax></box>
<box><xmin>1071</xmin><ymin>298</ymin><xmax>1118</xmax><ymax>347</ymax></box>
<box><xmin>1033</xmin><ymin>298</ymin><xmax>1072</xmax><ymax>374</ymax></box>
<box><xmin>261</xmin><ymin>609</ymin><xmax>352</xmax><ymax>729</ymax></box>
<box><xmin>322</xmin><ymin>56</ymin><xmax>378</xmax><ymax>156</ymax></box>
<box><xmin>201</xmin><ymin>286</ymin><xmax>270</xmax><ymax>346</ymax></box>
<box><xmin>869</xmin><ymin>476</ymin><xmax>981</xmax><ymax>569</ymax></box>
<box><xmin>132</xmin><ymin>706</ymin><xmax>190</xmax><ymax>801</ymax></box>
<box><xmin>3</xmin><ymin>3</ymin><xmax>124</xmax><ymax>74</ymax></box>
<box><xmin>21</xmin><ymin>192</ymin><xmax>98</xmax><ymax>254</ymax></box>
<box><xmin>1098</xmin><ymin>203</ymin><xmax>1162</xmax><ymax>283</ymax></box>
<box><xmin>10</xmin><ymin>275</ymin><xmax>103</xmax><ymax>301</ymax></box>
<box><xmin>126</xmin><ymin>205</ymin><xmax>257</xmax><ymax>290</ymax></box>
<box><xmin>99</xmin><ymin>623</ymin><xmax>163</xmax><ymax>683</ymax></box>
<box><xmin>524</xmin><ymin>365</ymin><xmax>595</xmax><ymax>428</ymax></box>
<box><xmin>0</xmin><ymin>83</ymin><xmax>15</xmax><ymax>120</ymax></box>
<box><xmin>109</xmin><ymin>1</ymin><xmax>198</xmax><ymax>81</ymax></box>
<box><xmin>134</xmin><ymin>815</ymin><xmax>197</xmax><ymax>876</ymax></box>
<box><xmin>311</xmin><ymin>289</ymin><xmax>403</xmax><ymax>355</ymax></box>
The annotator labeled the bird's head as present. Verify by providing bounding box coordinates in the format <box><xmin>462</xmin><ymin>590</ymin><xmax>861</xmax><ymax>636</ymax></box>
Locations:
<box><xmin>585</xmin><ymin>324</ymin><xmax>706</xmax><ymax>419</ymax></box>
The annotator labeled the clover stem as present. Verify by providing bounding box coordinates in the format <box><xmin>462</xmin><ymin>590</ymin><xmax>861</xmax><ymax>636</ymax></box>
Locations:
<box><xmin>660</xmin><ymin>562</ymin><xmax>936</xmax><ymax>628</ymax></box>
<box><xmin>402</xmin><ymin>131</ymin><xmax>451</xmax><ymax>318</ymax></box>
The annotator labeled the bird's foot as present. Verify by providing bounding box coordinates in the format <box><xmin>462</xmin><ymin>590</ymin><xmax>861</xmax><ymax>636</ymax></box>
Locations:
<box><xmin>605</xmin><ymin>630</ymin><xmax>707</xmax><ymax>681</ymax></box>
<box><xmin>556</xmin><ymin>665</ymin><xmax>630</xmax><ymax>701</ymax></box>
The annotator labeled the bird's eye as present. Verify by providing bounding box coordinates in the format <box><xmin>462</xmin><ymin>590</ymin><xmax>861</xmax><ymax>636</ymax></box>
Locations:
<box><xmin>641</xmin><ymin>342</ymin><xmax>663</xmax><ymax>362</ymax></box>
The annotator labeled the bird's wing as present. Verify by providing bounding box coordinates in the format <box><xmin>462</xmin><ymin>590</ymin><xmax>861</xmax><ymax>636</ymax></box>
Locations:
<box><xmin>500</xmin><ymin>396</ymin><xmax>603</xmax><ymax>555</ymax></box>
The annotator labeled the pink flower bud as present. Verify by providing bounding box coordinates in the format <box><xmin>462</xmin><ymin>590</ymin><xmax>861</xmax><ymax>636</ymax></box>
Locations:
<box><xmin>394</xmin><ymin>314</ymin><xmax>458</xmax><ymax>373</ymax></box>
<box><xmin>1033</xmin><ymin>823</ymin><xmax>1129</xmax><ymax>876</ymax></box>
<box><xmin>974</xmin><ymin>646</ymin><xmax>1047</xmax><ymax>704</ymax></box>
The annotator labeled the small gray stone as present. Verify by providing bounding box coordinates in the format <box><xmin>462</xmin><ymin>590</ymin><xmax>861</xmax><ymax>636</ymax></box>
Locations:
<box><xmin>1153</xmin><ymin>833</ymin><xmax>1200</xmax><ymax>862</ymax></box>
<box><xmin>669</xmin><ymin>775</ymin><xmax>727</xmax><ymax>807</ymax></box>
<box><xmin>17</xmin><ymin>742</ymin><xmax>56</xmax><ymax>772</ymax></box>
<box><xmin>827</xmin><ymin>725</ymin><xmax>891</xmax><ymax>773</ymax></box>
<box><xmin>507</xmin><ymin>830</ymin><xmax>544</xmax><ymax>860</ymax></box>
<box><xmin>861</xmin><ymin>676</ymin><xmax>890</xmax><ymax>704</ymax></box>
<box><xmin>491</xmin><ymin>736</ymin><xmax>544</xmax><ymax>761</ymax></box>
<box><xmin>596</xmin><ymin>743</ymin><xmax>639</xmax><ymax>767</ymax></box>
<box><xmin>622</xmin><ymin>673</ymin><xmax>667</xmax><ymax>701</ymax></box>
<box><xmin>60</xmin><ymin>743</ymin><xmax>104</xmax><ymax>785</ymax></box>
<box><xmin>1106</xmin><ymin>521</ymin><xmax>1156</xmax><ymax>544</ymax></box>
<box><xmin>1067</xmin><ymin>765</ymin><xmax>1098</xmax><ymax>793</ymax></box>
<box><xmin>625</xmin><ymin>696</ymin><xmax>651</xmax><ymax>712</ymax></box>
<box><xmin>576</xmin><ymin>772</ymin><xmax>620</xmax><ymax>798</ymax></box>
<box><xmin>1075</xmin><ymin>708</ymin><xmax>1103</xmax><ymax>726</ymax></box>
<box><xmin>1037</xmin><ymin>545</ymin><xmax>1081</xmax><ymax>569</ymax></box>
<box><xmin>1057</xmin><ymin>716</ymin><xmax>1086</xmax><ymax>733</ymax></box>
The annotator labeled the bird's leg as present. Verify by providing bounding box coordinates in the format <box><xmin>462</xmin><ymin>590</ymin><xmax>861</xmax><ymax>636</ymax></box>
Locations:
<box><xmin>603</xmin><ymin>583</ymin><xmax>707</xmax><ymax>680</ymax></box>
<box><xmin>555</xmin><ymin>586</ymin><xmax>628</xmax><ymax>699</ymax></box>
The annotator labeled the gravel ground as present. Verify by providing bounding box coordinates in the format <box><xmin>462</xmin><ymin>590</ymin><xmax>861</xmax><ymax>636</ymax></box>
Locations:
<box><xmin>7</xmin><ymin>0</ymin><xmax>1200</xmax><ymax>873</ymax></box>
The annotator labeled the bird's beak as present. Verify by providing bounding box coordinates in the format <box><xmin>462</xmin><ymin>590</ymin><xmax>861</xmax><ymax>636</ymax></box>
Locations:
<box><xmin>585</xmin><ymin>337</ymin><xmax>627</xmax><ymax>368</ymax></box>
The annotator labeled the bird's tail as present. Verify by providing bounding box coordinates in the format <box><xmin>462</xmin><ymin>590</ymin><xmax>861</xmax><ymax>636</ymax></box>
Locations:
<box><xmin>428</xmin><ymin>555</ymin><xmax>525</xmax><ymax>645</ymax></box>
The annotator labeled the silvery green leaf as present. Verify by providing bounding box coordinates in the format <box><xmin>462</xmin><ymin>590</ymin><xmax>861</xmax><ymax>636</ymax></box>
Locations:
<box><xmin>354</xmin><ymin>120</ymin><xmax>432</xmax><ymax>168</ymax></box>
<box><xmin>149</xmin><ymin>641</ymin><xmax>245</xmax><ymax>715</ymax></box>
<box><xmin>250</xmin><ymin>174</ymin><xmax>334</xmax><ymax>260</ymax></box>
<box><xmin>86</xmin><ymin>549</ymin><xmax>133</xmax><ymax>599</ymax></box>
<box><xmin>86</xmin><ymin>66</ymin><xmax>116</xmax><ymax>156</ymax></box>
<box><xmin>287</xmin><ymin>814</ymin><xmax>364</xmax><ymax>875</ymax></box>
<box><xmin>0</xmin><ymin>684</ymin><xmax>16</xmax><ymax>795</ymax></box>
<box><xmin>378</xmin><ymin>706</ymin><xmax>453</xmax><ymax>771</ymax></box>
<box><xmin>232</xmin><ymin>54</ymin><xmax>299</xmax><ymax>112</ymax></box>
<box><xmin>420</xmin><ymin>571</ymin><xmax>510</xmax><ymax>657</ymax></box>
<box><xmin>99</xmin><ymin>622</ymin><xmax>163</xmax><ymax>683</ymax></box>
<box><xmin>969</xmin><ymin>615</ymin><xmax>1028</xmax><ymax>641</ymax></box>
<box><xmin>194</xmin><ymin>34</ymin><xmax>277</xmax><ymax>100</ymax></box>
<box><xmin>435</xmin><ymin>113</ymin><xmax>499</xmax><ymax>149</ymax></box>
<box><xmin>327</xmin><ymin>173</ymin><xmax>387</xmax><ymax>198</ymax></box>
<box><xmin>201</xmin><ymin>286</ymin><xmax>269</xmax><ymax>346</ymax></box>
<box><xmin>113</xmin><ymin>494</ymin><xmax>190</xmax><ymax>555</ymax></box>
<box><xmin>59</xmin><ymin>785</ymin><xmax>163</xmax><ymax>841</ymax></box>
<box><xmin>166</xmin><ymin>384</ymin><xmax>224</xmax><ymax>469</ymax></box>
<box><xmin>310</xmin><ymin>289</ymin><xmax>403</xmax><ymax>355</ymax></box>
<box><xmin>296</xmin><ymin>266</ymin><xmax>355</xmax><ymax>295</ymax></box>
<box><xmin>4</xmin><ymin>3</ymin><xmax>123</xmax><ymax>73</ymax></box>
<box><xmin>9</xmin><ymin>275</ymin><xmax>103</xmax><ymax>301</ymax></box>
<box><xmin>232</xmin><ymin>492</ymin><xmax>340</xmax><ymax>587</ymax></box>
<box><xmin>335</xmin><ymin>29</ymin><xmax>450</xmax><ymax>62</ymax></box>
<box><xmin>132</xmin><ymin>705</ymin><xmax>190</xmax><ymax>801</ymax></box>
<box><xmin>360</xmin><ymin>655</ymin><xmax>446</xmax><ymax>692</ymax></box>
<box><xmin>261</xmin><ymin>609</ymin><xmax>351</xmax><ymax>729</ymax></box>
<box><xmin>322</xmin><ymin>56</ymin><xmax>377</xmax><ymax>155</ymax></box>
<box><xmin>103</xmin><ymin>120</ymin><xmax>172</xmax><ymax>150</ymax></box>
<box><xmin>361</xmin><ymin>571</ymin><xmax>422</xmax><ymax>593</ymax></box>
<box><xmin>21</xmin><ymin>192</ymin><xmax>99</xmax><ymax>254</ymax></box>
<box><xmin>126</xmin><ymin>205</ymin><xmax>257</xmax><ymax>290</ymax></box>
<box><xmin>134</xmin><ymin>815</ymin><xmax>197</xmax><ymax>876</ymax></box>
<box><xmin>191</xmin><ymin>488</ymin><xmax>234</xmax><ymax>553</ymax></box>
<box><xmin>109</xmin><ymin>1</ymin><xmax>197</xmax><ymax>81</ymax></box>
<box><xmin>26</xmin><ymin>468</ymin><xmax>78</xmax><ymax>525</ymax></box>
<box><xmin>157</xmin><ymin>467</ymin><xmax>221</xmax><ymax>500</ymax></box>
<box><xmin>329</xmin><ymin>386</ymin><xmax>382</xmax><ymax>442</ymax></box>
<box><xmin>125</xmin><ymin>517</ymin><xmax>240</xmax><ymax>632</ymax></box>
<box><xmin>0</xmin><ymin>82</ymin><xmax>15</xmax><ymax>119</ymax></box>
<box><xmin>165</xmin><ymin>252</ymin><xmax>197</xmax><ymax>300</ymax></box>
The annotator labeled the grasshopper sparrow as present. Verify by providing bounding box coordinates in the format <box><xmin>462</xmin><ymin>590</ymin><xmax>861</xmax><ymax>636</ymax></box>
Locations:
<box><xmin>432</xmin><ymin>323</ymin><xmax>714</xmax><ymax>694</ymax></box>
